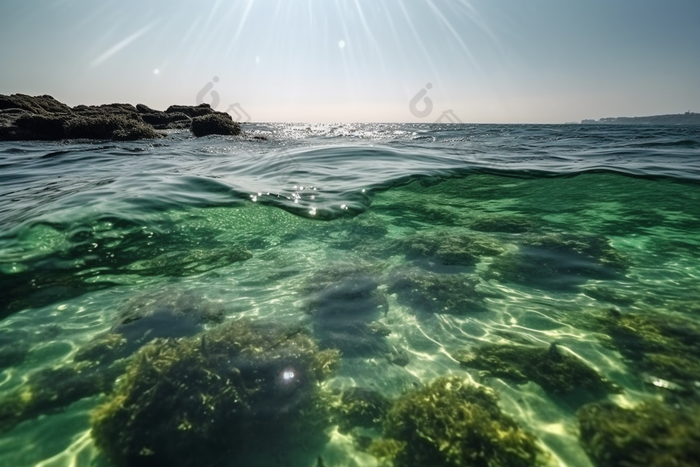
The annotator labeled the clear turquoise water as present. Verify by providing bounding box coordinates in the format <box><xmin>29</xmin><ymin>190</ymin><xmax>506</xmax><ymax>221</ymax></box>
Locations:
<box><xmin>1</xmin><ymin>123</ymin><xmax>699</xmax><ymax>466</ymax></box>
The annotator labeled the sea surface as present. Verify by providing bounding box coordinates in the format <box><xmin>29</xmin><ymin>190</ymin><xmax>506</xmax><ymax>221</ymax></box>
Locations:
<box><xmin>1</xmin><ymin>123</ymin><xmax>699</xmax><ymax>467</ymax></box>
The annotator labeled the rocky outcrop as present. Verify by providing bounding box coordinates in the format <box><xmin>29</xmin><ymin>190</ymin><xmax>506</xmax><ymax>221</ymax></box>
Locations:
<box><xmin>0</xmin><ymin>94</ymin><xmax>242</xmax><ymax>141</ymax></box>
<box><xmin>191</xmin><ymin>112</ymin><xmax>241</xmax><ymax>136</ymax></box>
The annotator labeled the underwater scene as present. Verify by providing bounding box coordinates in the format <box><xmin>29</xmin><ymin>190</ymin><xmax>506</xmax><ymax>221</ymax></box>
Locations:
<box><xmin>1</xmin><ymin>123</ymin><xmax>700</xmax><ymax>466</ymax></box>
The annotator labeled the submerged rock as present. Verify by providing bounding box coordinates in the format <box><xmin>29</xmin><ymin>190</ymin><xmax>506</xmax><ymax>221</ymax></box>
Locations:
<box><xmin>0</xmin><ymin>330</ymin><xmax>31</xmax><ymax>370</ymax></box>
<box><xmin>303</xmin><ymin>263</ymin><xmax>390</xmax><ymax>357</ymax></box>
<box><xmin>0</xmin><ymin>361</ymin><xmax>123</xmax><ymax>433</ymax></box>
<box><xmin>388</xmin><ymin>268</ymin><xmax>488</xmax><ymax>314</ymax></box>
<box><xmin>395</xmin><ymin>230</ymin><xmax>504</xmax><ymax>269</ymax></box>
<box><xmin>75</xmin><ymin>288</ymin><xmax>226</xmax><ymax>366</ymax></box>
<box><xmin>589</xmin><ymin>309</ymin><xmax>700</xmax><ymax>391</ymax></box>
<box><xmin>578</xmin><ymin>400</ymin><xmax>700</xmax><ymax>467</ymax></box>
<box><xmin>485</xmin><ymin>232</ymin><xmax>627</xmax><ymax>291</ymax></box>
<box><xmin>369</xmin><ymin>376</ymin><xmax>546</xmax><ymax>467</ymax></box>
<box><xmin>91</xmin><ymin>319</ymin><xmax>339</xmax><ymax>467</ymax></box>
<box><xmin>334</xmin><ymin>387</ymin><xmax>390</xmax><ymax>433</ymax></box>
<box><xmin>454</xmin><ymin>343</ymin><xmax>619</xmax><ymax>402</ymax></box>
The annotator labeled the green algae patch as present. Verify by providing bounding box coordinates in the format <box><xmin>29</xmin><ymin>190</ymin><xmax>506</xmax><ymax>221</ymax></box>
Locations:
<box><xmin>578</xmin><ymin>400</ymin><xmax>700</xmax><ymax>467</ymax></box>
<box><xmin>334</xmin><ymin>387</ymin><xmax>391</xmax><ymax>433</ymax></box>
<box><xmin>369</xmin><ymin>376</ymin><xmax>545</xmax><ymax>467</ymax></box>
<box><xmin>0</xmin><ymin>362</ymin><xmax>121</xmax><ymax>433</ymax></box>
<box><xmin>591</xmin><ymin>309</ymin><xmax>700</xmax><ymax>390</ymax></box>
<box><xmin>396</xmin><ymin>230</ymin><xmax>504</xmax><ymax>268</ymax></box>
<box><xmin>388</xmin><ymin>268</ymin><xmax>488</xmax><ymax>314</ymax></box>
<box><xmin>91</xmin><ymin>319</ymin><xmax>340</xmax><ymax>467</ymax></box>
<box><xmin>453</xmin><ymin>343</ymin><xmax>618</xmax><ymax>401</ymax></box>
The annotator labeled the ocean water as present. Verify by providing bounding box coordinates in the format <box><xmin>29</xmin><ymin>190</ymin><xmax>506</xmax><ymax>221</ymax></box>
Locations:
<box><xmin>1</xmin><ymin>123</ymin><xmax>699</xmax><ymax>467</ymax></box>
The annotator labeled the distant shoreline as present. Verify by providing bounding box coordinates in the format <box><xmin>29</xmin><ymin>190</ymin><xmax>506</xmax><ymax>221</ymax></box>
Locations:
<box><xmin>581</xmin><ymin>112</ymin><xmax>700</xmax><ymax>126</ymax></box>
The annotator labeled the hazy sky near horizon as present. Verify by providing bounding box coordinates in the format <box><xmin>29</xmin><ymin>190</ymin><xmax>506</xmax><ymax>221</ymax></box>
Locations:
<box><xmin>1</xmin><ymin>0</ymin><xmax>699</xmax><ymax>123</ymax></box>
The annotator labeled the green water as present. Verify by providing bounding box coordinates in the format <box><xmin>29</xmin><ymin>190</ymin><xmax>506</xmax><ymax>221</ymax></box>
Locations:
<box><xmin>1</xmin><ymin>172</ymin><xmax>700</xmax><ymax>467</ymax></box>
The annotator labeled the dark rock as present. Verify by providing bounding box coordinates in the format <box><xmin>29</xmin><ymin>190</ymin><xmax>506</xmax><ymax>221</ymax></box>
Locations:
<box><xmin>0</xmin><ymin>94</ymin><xmax>164</xmax><ymax>141</ymax></box>
<box><xmin>388</xmin><ymin>268</ymin><xmax>488</xmax><ymax>315</ymax></box>
<box><xmin>303</xmin><ymin>263</ymin><xmax>390</xmax><ymax>357</ymax></box>
<box><xmin>578</xmin><ymin>400</ymin><xmax>700</xmax><ymax>467</ymax></box>
<box><xmin>165</xmin><ymin>103</ymin><xmax>214</xmax><ymax>118</ymax></box>
<box><xmin>15</xmin><ymin>113</ymin><xmax>67</xmax><ymax>139</ymax></box>
<box><xmin>0</xmin><ymin>330</ymin><xmax>31</xmax><ymax>370</ymax></box>
<box><xmin>90</xmin><ymin>320</ymin><xmax>339</xmax><ymax>467</ymax></box>
<box><xmin>64</xmin><ymin>114</ymin><xmax>160</xmax><ymax>141</ymax></box>
<box><xmin>139</xmin><ymin>111</ymin><xmax>191</xmax><ymax>128</ymax></box>
<box><xmin>191</xmin><ymin>112</ymin><xmax>241</xmax><ymax>136</ymax></box>
<box><xmin>0</xmin><ymin>93</ymin><xmax>72</xmax><ymax>114</ymax></box>
<box><xmin>0</xmin><ymin>94</ymin><xmax>247</xmax><ymax>141</ymax></box>
<box><xmin>136</xmin><ymin>103</ymin><xmax>154</xmax><ymax>113</ymax></box>
<box><xmin>453</xmin><ymin>342</ymin><xmax>620</xmax><ymax>403</ymax></box>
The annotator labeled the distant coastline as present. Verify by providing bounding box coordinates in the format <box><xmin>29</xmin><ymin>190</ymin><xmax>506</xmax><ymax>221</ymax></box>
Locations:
<box><xmin>581</xmin><ymin>111</ymin><xmax>700</xmax><ymax>126</ymax></box>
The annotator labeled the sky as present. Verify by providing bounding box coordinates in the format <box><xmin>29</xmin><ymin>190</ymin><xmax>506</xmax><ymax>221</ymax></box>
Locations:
<box><xmin>0</xmin><ymin>0</ymin><xmax>699</xmax><ymax>123</ymax></box>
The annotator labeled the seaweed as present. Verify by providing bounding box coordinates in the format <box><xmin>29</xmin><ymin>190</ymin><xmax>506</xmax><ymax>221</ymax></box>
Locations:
<box><xmin>590</xmin><ymin>309</ymin><xmax>700</xmax><ymax>390</ymax></box>
<box><xmin>396</xmin><ymin>230</ymin><xmax>504</xmax><ymax>269</ymax></box>
<box><xmin>91</xmin><ymin>319</ymin><xmax>340</xmax><ymax>467</ymax></box>
<box><xmin>0</xmin><ymin>361</ymin><xmax>123</xmax><ymax>433</ymax></box>
<box><xmin>578</xmin><ymin>400</ymin><xmax>700</xmax><ymax>467</ymax></box>
<box><xmin>453</xmin><ymin>343</ymin><xmax>619</xmax><ymax>402</ymax></box>
<box><xmin>388</xmin><ymin>268</ymin><xmax>488</xmax><ymax>314</ymax></box>
<box><xmin>369</xmin><ymin>376</ymin><xmax>545</xmax><ymax>467</ymax></box>
<box><xmin>334</xmin><ymin>387</ymin><xmax>390</xmax><ymax>432</ymax></box>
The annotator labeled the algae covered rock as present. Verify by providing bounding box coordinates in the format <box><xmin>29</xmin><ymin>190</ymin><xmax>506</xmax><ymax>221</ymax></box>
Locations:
<box><xmin>388</xmin><ymin>268</ymin><xmax>488</xmax><ymax>314</ymax></box>
<box><xmin>454</xmin><ymin>343</ymin><xmax>618</xmax><ymax>401</ymax></box>
<box><xmin>64</xmin><ymin>114</ymin><xmax>161</xmax><ymax>140</ymax></box>
<box><xmin>578</xmin><ymin>400</ymin><xmax>700</xmax><ymax>467</ymax></box>
<box><xmin>75</xmin><ymin>288</ymin><xmax>226</xmax><ymax>367</ymax></box>
<box><xmin>91</xmin><ymin>319</ymin><xmax>339</xmax><ymax>467</ymax></box>
<box><xmin>398</xmin><ymin>230</ymin><xmax>504</xmax><ymax>269</ymax></box>
<box><xmin>335</xmin><ymin>387</ymin><xmax>391</xmax><ymax>433</ymax></box>
<box><xmin>190</xmin><ymin>112</ymin><xmax>241</xmax><ymax>136</ymax></box>
<box><xmin>370</xmin><ymin>376</ymin><xmax>545</xmax><ymax>467</ymax></box>
<box><xmin>0</xmin><ymin>362</ymin><xmax>121</xmax><ymax>433</ymax></box>
<box><xmin>591</xmin><ymin>309</ymin><xmax>700</xmax><ymax>390</ymax></box>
